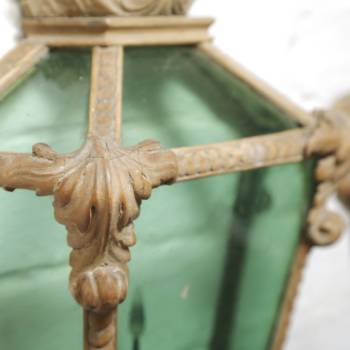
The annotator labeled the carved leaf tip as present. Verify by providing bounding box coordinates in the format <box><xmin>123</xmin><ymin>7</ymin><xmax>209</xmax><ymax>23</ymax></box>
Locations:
<box><xmin>32</xmin><ymin>143</ymin><xmax>58</xmax><ymax>161</ymax></box>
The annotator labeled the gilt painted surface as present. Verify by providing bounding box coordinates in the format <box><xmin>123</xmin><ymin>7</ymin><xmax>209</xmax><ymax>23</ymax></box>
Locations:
<box><xmin>0</xmin><ymin>46</ymin><xmax>314</xmax><ymax>350</ymax></box>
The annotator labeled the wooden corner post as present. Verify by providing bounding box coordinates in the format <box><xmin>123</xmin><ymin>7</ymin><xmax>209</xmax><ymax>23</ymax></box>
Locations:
<box><xmin>68</xmin><ymin>46</ymin><xmax>178</xmax><ymax>349</ymax></box>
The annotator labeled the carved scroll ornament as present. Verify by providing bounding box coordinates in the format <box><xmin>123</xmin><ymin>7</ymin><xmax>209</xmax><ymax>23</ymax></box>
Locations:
<box><xmin>21</xmin><ymin>0</ymin><xmax>194</xmax><ymax>17</ymax></box>
<box><xmin>306</xmin><ymin>110</ymin><xmax>350</xmax><ymax>246</ymax></box>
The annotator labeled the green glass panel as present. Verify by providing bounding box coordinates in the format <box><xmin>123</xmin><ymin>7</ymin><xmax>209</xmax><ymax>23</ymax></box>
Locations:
<box><xmin>120</xmin><ymin>46</ymin><xmax>314</xmax><ymax>350</ymax></box>
<box><xmin>0</xmin><ymin>266</ymin><xmax>81</xmax><ymax>350</ymax></box>
<box><xmin>0</xmin><ymin>49</ymin><xmax>90</xmax><ymax>349</ymax></box>
<box><xmin>0</xmin><ymin>49</ymin><xmax>90</xmax><ymax>153</ymax></box>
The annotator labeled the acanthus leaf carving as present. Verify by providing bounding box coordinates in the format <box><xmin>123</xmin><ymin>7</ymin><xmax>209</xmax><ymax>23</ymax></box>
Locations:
<box><xmin>2</xmin><ymin>137</ymin><xmax>178</xmax><ymax>312</ymax></box>
<box><xmin>58</xmin><ymin>137</ymin><xmax>178</xmax><ymax>312</ymax></box>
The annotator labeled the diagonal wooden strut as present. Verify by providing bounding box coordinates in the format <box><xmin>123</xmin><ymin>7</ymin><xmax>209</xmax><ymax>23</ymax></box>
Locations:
<box><xmin>0</xmin><ymin>40</ymin><xmax>48</xmax><ymax>98</ymax></box>
<box><xmin>199</xmin><ymin>42</ymin><xmax>316</xmax><ymax>128</ymax></box>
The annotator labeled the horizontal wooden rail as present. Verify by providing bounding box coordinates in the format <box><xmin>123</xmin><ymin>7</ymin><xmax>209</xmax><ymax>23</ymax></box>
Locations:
<box><xmin>173</xmin><ymin>128</ymin><xmax>311</xmax><ymax>182</ymax></box>
<box><xmin>0</xmin><ymin>129</ymin><xmax>312</xmax><ymax>190</ymax></box>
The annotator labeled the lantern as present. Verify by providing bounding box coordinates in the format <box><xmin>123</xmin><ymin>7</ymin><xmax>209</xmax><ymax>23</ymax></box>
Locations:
<box><xmin>0</xmin><ymin>1</ymin><xmax>348</xmax><ymax>349</ymax></box>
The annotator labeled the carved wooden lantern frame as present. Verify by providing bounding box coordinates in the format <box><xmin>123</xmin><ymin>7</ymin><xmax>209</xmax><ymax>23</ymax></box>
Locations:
<box><xmin>0</xmin><ymin>1</ymin><xmax>349</xmax><ymax>349</ymax></box>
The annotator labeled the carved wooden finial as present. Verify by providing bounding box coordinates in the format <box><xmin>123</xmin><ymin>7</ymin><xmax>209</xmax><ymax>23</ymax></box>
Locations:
<box><xmin>21</xmin><ymin>0</ymin><xmax>194</xmax><ymax>17</ymax></box>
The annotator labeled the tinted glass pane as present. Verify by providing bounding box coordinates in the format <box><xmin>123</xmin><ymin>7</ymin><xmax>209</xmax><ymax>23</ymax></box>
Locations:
<box><xmin>0</xmin><ymin>49</ymin><xmax>90</xmax><ymax>153</ymax></box>
<box><xmin>0</xmin><ymin>49</ymin><xmax>91</xmax><ymax>350</ymax></box>
<box><xmin>120</xmin><ymin>46</ymin><xmax>314</xmax><ymax>350</ymax></box>
<box><xmin>122</xmin><ymin>46</ymin><xmax>295</xmax><ymax>148</ymax></box>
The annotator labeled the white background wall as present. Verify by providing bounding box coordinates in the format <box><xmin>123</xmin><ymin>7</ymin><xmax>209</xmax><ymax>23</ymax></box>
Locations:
<box><xmin>1</xmin><ymin>0</ymin><xmax>350</xmax><ymax>349</ymax></box>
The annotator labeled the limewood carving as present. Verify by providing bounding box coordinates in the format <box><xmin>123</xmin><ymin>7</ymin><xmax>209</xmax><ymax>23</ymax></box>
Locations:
<box><xmin>21</xmin><ymin>0</ymin><xmax>194</xmax><ymax>17</ymax></box>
